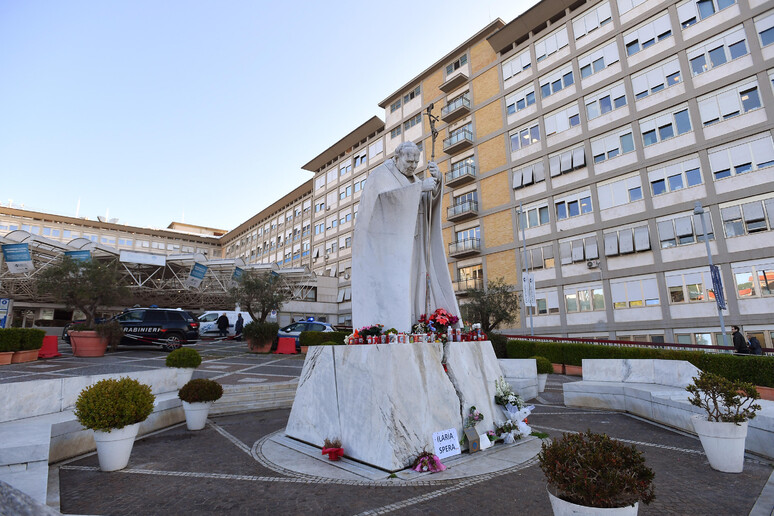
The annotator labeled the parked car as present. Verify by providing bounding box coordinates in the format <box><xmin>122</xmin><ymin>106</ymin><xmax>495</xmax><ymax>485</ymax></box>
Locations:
<box><xmin>277</xmin><ymin>320</ymin><xmax>336</xmax><ymax>340</ymax></box>
<box><xmin>114</xmin><ymin>308</ymin><xmax>199</xmax><ymax>351</ymax></box>
<box><xmin>198</xmin><ymin>311</ymin><xmax>253</xmax><ymax>338</ymax></box>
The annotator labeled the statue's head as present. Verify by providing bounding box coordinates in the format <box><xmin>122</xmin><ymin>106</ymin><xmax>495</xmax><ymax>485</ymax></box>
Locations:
<box><xmin>393</xmin><ymin>141</ymin><xmax>420</xmax><ymax>177</ymax></box>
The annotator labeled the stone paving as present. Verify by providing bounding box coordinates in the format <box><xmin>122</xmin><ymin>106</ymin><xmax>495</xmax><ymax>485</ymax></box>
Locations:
<box><xmin>55</xmin><ymin>375</ymin><xmax>774</xmax><ymax>515</ymax></box>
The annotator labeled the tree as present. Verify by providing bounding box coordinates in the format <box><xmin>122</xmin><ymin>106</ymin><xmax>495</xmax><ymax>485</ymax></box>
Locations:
<box><xmin>37</xmin><ymin>256</ymin><xmax>129</xmax><ymax>327</ymax></box>
<box><xmin>229</xmin><ymin>269</ymin><xmax>289</xmax><ymax>323</ymax></box>
<box><xmin>460</xmin><ymin>277</ymin><xmax>519</xmax><ymax>335</ymax></box>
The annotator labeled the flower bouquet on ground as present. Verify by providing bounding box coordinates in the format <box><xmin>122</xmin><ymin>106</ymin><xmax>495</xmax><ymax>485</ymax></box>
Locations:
<box><xmin>495</xmin><ymin>376</ymin><xmax>525</xmax><ymax>414</ymax></box>
<box><xmin>495</xmin><ymin>417</ymin><xmax>533</xmax><ymax>444</ymax></box>
<box><xmin>322</xmin><ymin>438</ymin><xmax>344</xmax><ymax>461</ymax></box>
<box><xmin>411</xmin><ymin>450</ymin><xmax>446</xmax><ymax>473</ymax></box>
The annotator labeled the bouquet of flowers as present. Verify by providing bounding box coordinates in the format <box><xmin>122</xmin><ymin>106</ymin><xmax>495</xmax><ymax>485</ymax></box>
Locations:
<box><xmin>486</xmin><ymin>430</ymin><xmax>497</xmax><ymax>442</ymax></box>
<box><xmin>411</xmin><ymin>450</ymin><xmax>446</xmax><ymax>473</ymax></box>
<box><xmin>494</xmin><ymin>376</ymin><xmax>525</xmax><ymax>409</ymax></box>
<box><xmin>494</xmin><ymin>417</ymin><xmax>532</xmax><ymax>444</ymax></box>
<box><xmin>465</xmin><ymin>406</ymin><xmax>484</xmax><ymax>428</ymax></box>
<box><xmin>358</xmin><ymin>324</ymin><xmax>384</xmax><ymax>337</ymax></box>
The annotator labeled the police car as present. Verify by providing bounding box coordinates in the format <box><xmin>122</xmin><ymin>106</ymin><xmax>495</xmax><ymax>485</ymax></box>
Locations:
<box><xmin>114</xmin><ymin>308</ymin><xmax>199</xmax><ymax>351</ymax></box>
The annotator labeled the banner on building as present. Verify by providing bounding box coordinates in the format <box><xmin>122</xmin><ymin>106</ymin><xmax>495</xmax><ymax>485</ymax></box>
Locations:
<box><xmin>185</xmin><ymin>263</ymin><xmax>208</xmax><ymax>288</ymax></box>
<box><xmin>230</xmin><ymin>267</ymin><xmax>244</xmax><ymax>288</ymax></box>
<box><xmin>710</xmin><ymin>265</ymin><xmax>726</xmax><ymax>310</ymax></box>
<box><xmin>1</xmin><ymin>244</ymin><xmax>34</xmax><ymax>273</ymax></box>
<box><xmin>64</xmin><ymin>250</ymin><xmax>92</xmax><ymax>262</ymax></box>
<box><xmin>522</xmin><ymin>272</ymin><xmax>536</xmax><ymax>307</ymax></box>
<box><xmin>0</xmin><ymin>298</ymin><xmax>11</xmax><ymax>329</ymax></box>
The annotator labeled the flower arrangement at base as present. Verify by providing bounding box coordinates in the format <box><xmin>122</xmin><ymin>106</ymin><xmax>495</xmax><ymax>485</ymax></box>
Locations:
<box><xmin>322</xmin><ymin>438</ymin><xmax>344</xmax><ymax>461</ymax></box>
<box><xmin>486</xmin><ymin>430</ymin><xmax>497</xmax><ymax>442</ymax></box>
<box><xmin>411</xmin><ymin>450</ymin><xmax>446</xmax><ymax>473</ymax></box>
<box><xmin>465</xmin><ymin>406</ymin><xmax>484</xmax><ymax>428</ymax></box>
<box><xmin>495</xmin><ymin>417</ymin><xmax>532</xmax><ymax>444</ymax></box>
<box><xmin>494</xmin><ymin>376</ymin><xmax>525</xmax><ymax>409</ymax></box>
<box><xmin>413</xmin><ymin>308</ymin><xmax>459</xmax><ymax>342</ymax></box>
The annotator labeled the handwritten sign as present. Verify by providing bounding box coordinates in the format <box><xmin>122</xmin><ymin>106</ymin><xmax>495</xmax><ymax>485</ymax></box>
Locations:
<box><xmin>432</xmin><ymin>428</ymin><xmax>461</xmax><ymax>459</ymax></box>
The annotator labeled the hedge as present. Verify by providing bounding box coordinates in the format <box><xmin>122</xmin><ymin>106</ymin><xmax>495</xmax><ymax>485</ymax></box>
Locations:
<box><xmin>506</xmin><ymin>339</ymin><xmax>774</xmax><ymax>387</ymax></box>
<box><xmin>299</xmin><ymin>331</ymin><xmax>348</xmax><ymax>346</ymax></box>
<box><xmin>0</xmin><ymin>329</ymin><xmax>45</xmax><ymax>352</ymax></box>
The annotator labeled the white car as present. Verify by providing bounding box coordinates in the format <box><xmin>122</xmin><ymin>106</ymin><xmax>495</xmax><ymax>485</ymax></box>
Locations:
<box><xmin>198</xmin><ymin>311</ymin><xmax>253</xmax><ymax>337</ymax></box>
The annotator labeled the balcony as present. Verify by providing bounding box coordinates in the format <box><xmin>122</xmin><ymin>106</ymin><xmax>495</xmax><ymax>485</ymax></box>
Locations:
<box><xmin>441</xmin><ymin>94</ymin><xmax>471</xmax><ymax>123</ymax></box>
<box><xmin>445</xmin><ymin>162</ymin><xmax>476</xmax><ymax>187</ymax></box>
<box><xmin>443</xmin><ymin>128</ymin><xmax>474</xmax><ymax>155</ymax></box>
<box><xmin>440</xmin><ymin>72</ymin><xmax>468</xmax><ymax>93</ymax></box>
<box><xmin>447</xmin><ymin>200</ymin><xmax>479</xmax><ymax>222</ymax></box>
<box><xmin>453</xmin><ymin>278</ymin><xmax>483</xmax><ymax>294</ymax></box>
<box><xmin>448</xmin><ymin>237</ymin><xmax>481</xmax><ymax>257</ymax></box>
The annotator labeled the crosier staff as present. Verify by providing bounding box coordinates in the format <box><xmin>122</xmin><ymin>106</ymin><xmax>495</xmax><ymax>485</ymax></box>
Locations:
<box><xmin>423</xmin><ymin>104</ymin><xmax>441</xmax><ymax>321</ymax></box>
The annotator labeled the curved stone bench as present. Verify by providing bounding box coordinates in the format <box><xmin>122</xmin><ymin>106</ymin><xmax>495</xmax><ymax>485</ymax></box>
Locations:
<box><xmin>563</xmin><ymin>359</ymin><xmax>774</xmax><ymax>460</ymax></box>
<box><xmin>498</xmin><ymin>359</ymin><xmax>538</xmax><ymax>401</ymax></box>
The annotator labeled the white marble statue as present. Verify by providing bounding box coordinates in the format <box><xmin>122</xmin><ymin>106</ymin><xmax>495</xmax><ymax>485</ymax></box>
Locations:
<box><xmin>352</xmin><ymin>141</ymin><xmax>461</xmax><ymax>332</ymax></box>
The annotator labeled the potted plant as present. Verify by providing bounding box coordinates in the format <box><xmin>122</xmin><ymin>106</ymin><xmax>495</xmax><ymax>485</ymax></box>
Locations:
<box><xmin>243</xmin><ymin>321</ymin><xmax>279</xmax><ymax>353</ymax></box>
<box><xmin>166</xmin><ymin>347</ymin><xmax>202</xmax><ymax>389</ymax></box>
<box><xmin>539</xmin><ymin>430</ymin><xmax>655</xmax><ymax>515</ymax></box>
<box><xmin>11</xmin><ymin>329</ymin><xmax>45</xmax><ymax>363</ymax></box>
<box><xmin>532</xmin><ymin>355</ymin><xmax>553</xmax><ymax>393</ymax></box>
<box><xmin>0</xmin><ymin>328</ymin><xmax>20</xmax><ymax>365</ymax></box>
<box><xmin>178</xmin><ymin>378</ymin><xmax>223</xmax><ymax>430</ymax></box>
<box><xmin>229</xmin><ymin>268</ymin><xmax>288</xmax><ymax>351</ymax></box>
<box><xmin>73</xmin><ymin>377</ymin><xmax>155</xmax><ymax>471</ymax></box>
<box><xmin>686</xmin><ymin>371</ymin><xmax>761</xmax><ymax>473</ymax></box>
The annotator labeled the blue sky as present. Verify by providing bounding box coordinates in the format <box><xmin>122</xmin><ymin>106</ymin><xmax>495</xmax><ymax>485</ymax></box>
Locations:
<box><xmin>0</xmin><ymin>1</ymin><xmax>534</xmax><ymax>231</ymax></box>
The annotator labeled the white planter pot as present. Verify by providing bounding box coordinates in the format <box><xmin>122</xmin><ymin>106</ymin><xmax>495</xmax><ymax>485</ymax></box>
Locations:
<box><xmin>548</xmin><ymin>487</ymin><xmax>638</xmax><ymax>515</ymax></box>
<box><xmin>93</xmin><ymin>423</ymin><xmax>141</xmax><ymax>472</ymax></box>
<box><xmin>538</xmin><ymin>373</ymin><xmax>548</xmax><ymax>393</ymax></box>
<box><xmin>691</xmin><ymin>414</ymin><xmax>748</xmax><ymax>473</ymax></box>
<box><xmin>176</xmin><ymin>368</ymin><xmax>195</xmax><ymax>389</ymax></box>
<box><xmin>182</xmin><ymin>401</ymin><xmax>213</xmax><ymax>430</ymax></box>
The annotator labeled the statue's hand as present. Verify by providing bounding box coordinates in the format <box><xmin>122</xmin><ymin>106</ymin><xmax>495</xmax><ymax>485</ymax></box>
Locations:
<box><xmin>421</xmin><ymin>177</ymin><xmax>438</xmax><ymax>192</ymax></box>
<box><xmin>427</xmin><ymin>161</ymin><xmax>441</xmax><ymax>181</ymax></box>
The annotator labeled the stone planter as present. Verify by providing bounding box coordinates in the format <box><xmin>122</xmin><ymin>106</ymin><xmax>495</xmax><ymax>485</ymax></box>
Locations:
<box><xmin>175</xmin><ymin>367</ymin><xmax>195</xmax><ymax>389</ymax></box>
<box><xmin>247</xmin><ymin>338</ymin><xmax>272</xmax><ymax>353</ymax></box>
<box><xmin>69</xmin><ymin>331</ymin><xmax>108</xmax><ymax>357</ymax></box>
<box><xmin>538</xmin><ymin>373</ymin><xmax>548</xmax><ymax>393</ymax></box>
<box><xmin>11</xmin><ymin>349</ymin><xmax>39</xmax><ymax>363</ymax></box>
<box><xmin>548</xmin><ymin>486</ymin><xmax>638</xmax><ymax>515</ymax></box>
<box><xmin>552</xmin><ymin>363</ymin><xmax>564</xmax><ymax>374</ymax></box>
<box><xmin>0</xmin><ymin>351</ymin><xmax>14</xmax><ymax>365</ymax></box>
<box><xmin>564</xmin><ymin>365</ymin><xmax>583</xmax><ymax>376</ymax></box>
<box><xmin>300</xmin><ymin>345</ymin><xmax>309</xmax><ymax>354</ymax></box>
<box><xmin>757</xmin><ymin>385</ymin><xmax>774</xmax><ymax>401</ymax></box>
<box><xmin>182</xmin><ymin>401</ymin><xmax>213</xmax><ymax>430</ymax></box>
<box><xmin>93</xmin><ymin>423</ymin><xmax>141</xmax><ymax>471</ymax></box>
<box><xmin>691</xmin><ymin>414</ymin><xmax>748</xmax><ymax>473</ymax></box>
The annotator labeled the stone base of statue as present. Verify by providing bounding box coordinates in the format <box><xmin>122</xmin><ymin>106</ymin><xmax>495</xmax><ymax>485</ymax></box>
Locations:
<box><xmin>285</xmin><ymin>340</ymin><xmax>502</xmax><ymax>472</ymax></box>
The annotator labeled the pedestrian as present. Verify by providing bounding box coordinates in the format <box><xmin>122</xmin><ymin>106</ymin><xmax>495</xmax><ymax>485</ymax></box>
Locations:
<box><xmin>731</xmin><ymin>325</ymin><xmax>750</xmax><ymax>354</ymax></box>
<box><xmin>235</xmin><ymin>313</ymin><xmax>244</xmax><ymax>341</ymax></box>
<box><xmin>217</xmin><ymin>312</ymin><xmax>229</xmax><ymax>339</ymax></box>
<box><xmin>747</xmin><ymin>334</ymin><xmax>763</xmax><ymax>356</ymax></box>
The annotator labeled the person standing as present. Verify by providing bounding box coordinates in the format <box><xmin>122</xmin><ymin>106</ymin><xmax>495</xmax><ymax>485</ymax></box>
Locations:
<box><xmin>747</xmin><ymin>333</ymin><xmax>763</xmax><ymax>355</ymax></box>
<box><xmin>732</xmin><ymin>325</ymin><xmax>750</xmax><ymax>354</ymax></box>
<box><xmin>234</xmin><ymin>313</ymin><xmax>244</xmax><ymax>341</ymax></box>
<box><xmin>217</xmin><ymin>313</ymin><xmax>229</xmax><ymax>339</ymax></box>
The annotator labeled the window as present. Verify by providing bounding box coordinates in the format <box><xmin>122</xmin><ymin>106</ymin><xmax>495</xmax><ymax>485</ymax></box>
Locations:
<box><xmin>447</xmin><ymin>122</ymin><xmax>473</xmax><ymax>147</ymax></box>
<box><xmin>403</xmin><ymin>113</ymin><xmax>422</xmax><ymax>131</ymax></box>
<box><xmin>699</xmin><ymin>79</ymin><xmax>761</xmax><ymax>127</ymax></box>
<box><xmin>611</xmin><ymin>277</ymin><xmax>659</xmax><ymax>308</ymax></box>
<box><xmin>555</xmin><ymin>190</ymin><xmax>592</xmax><ymax>221</ymax></box>
<box><xmin>548</xmin><ymin>145</ymin><xmax>585</xmax><ymax>178</ymax></box>
<box><xmin>590</xmin><ymin>127</ymin><xmax>635</xmax><ymax>163</ymax></box>
<box><xmin>390</xmin><ymin>99</ymin><xmax>401</xmax><ymax>113</ymax></box>
<box><xmin>446</xmin><ymin>54</ymin><xmax>468</xmax><ymax>75</ymax></box>
<box><xmin>314</xmin><ymin>201</ymin><xmax>325</xmax><ymax>212</ymax></box>
<box><xmin>314</xmin><ymin>223</ymin><xmax>325</xmax><ymax>235</ymax></box>
<box><xmin>639</xmin><ymin>106</ymin><xmax>691</xmax><ymax>147</ymax></box>
<box><xmin>573</xmin><ymin>2</ymin><xmax>612</xmax><ymax>41</ymax></box>
<box><xmin>353</xmin><ymin>153</ymin><xmax>367</xmax><ymax>168</ymax></box>
<box><xmin>527</xmin><ymin>290</ymin><xmax>561</xmax><ymax>315</ymax></box>
<box><xmin>403</xmin><ymin>86</ymin><xmax>420</xmax><ymax>104</ymax></box>
<box><xmin>501</xmin><ymin>49</ymin><xmax>532</xmax><ymax>81</ymax></box>
<box><xmin>544</xmin><ymin>103</ymin><xmax>580</xmax><ymax>137</ymax></box>
<box><xmin>617</xmin><ymin>0</ymin><xmax>648</xmax><ymax>16</ymax></box>
<box><xmin>339</xmin><ymin>162</ymin><xmax>352</xmax><ymax>176</ymax></box>
<box><xmin>624</xmin><ymin>13</ymin><xmax>672</xmax><ymax>56</ymax></box>
<box><xmin>353</xmin><ymin>175</ymin><xmax>367</xmax><ymax>192</ymax></box>
<box><xmin>559</xmin><ymin>236</ymin><xmax>599</xmax><ymax>265</ymax></box>
<box><xmin>688</xmin><ymin>27</ymin><xmax>747</xmax><ymax>77</ymax></box>
<box><xmin>513</xmin><ymin>160</ymin><xmax>546</xmax><ymax>189</ymax></box>
<box><xmin>390</xmin><ymin>126</ymin><xmax>401</xmax><ymax>139</ymax></box>
<box><xmin>732</xmin><ymin>262</ymin><xmax>774</xmax><ymax>298</ymax></box>
<box><xmin>721</xmin><ymin>197</ymin><xmax>774</xmax><ymax>237</ymax></box>
<box><xmin>564</xmin><ymin>285</ymin><xmax>605</xmax><ymax>312</ymax></box>
<box><xmin>657</xmin><ymin>212</ymin><xmax>714</xmax><ymax>248</ymax></box>
<box><xmin>597</xmin><ymin>174</ymin><xmax>643</xmax><ymax>210</ymax></box>
<box><xmin>539</xmin><ymin>64</ymin><xmax>574</xmax><ymax>99</ymax></box>
<box><xmin>604</xmin><ymin>225</ymin><xmax>651</xmax><ymax>256</ymax></box>
<box><xmin>631</xmin><ymin>58</ymin><xmax>681</xmax><ymax>100</ymax></box>
<box><xmin>707</xmin><ymin>134</ymin><xmax>774</xmax><ymax>180</ymax></box>
<box><xmin>755</xmin><ymin>11</ymin><xmax>774</xmax><ymax>48</ymax></box>
<box><xmin>578</xmin><ymin>40</ymin><xmax>619</xmax><ymax>79</ymax></box>
<box><xmin>455</xmin><ymin>226</ymin><xmax>480</xmax><ymax>244</ymax></box>
<box><xmin>677</xmin><ymin>0</ymin><xmax>737</xmax><ymax>29</ymax></box>
<box><xmin>648</xmin><ymin>156</ymin><xmax>702</xmax><ymax>195</ymax></box>
<box><xmin>535</xmin><ymin>26</ymin><xmax>569</xmax><ymax>62</ymax></box>
<box><xmin>450</xmin><ymin>191</ymin><xmax>478</xmax><ymax>217</ymax></box>
<box><xmin>519</xmin><ymin>203</ymin><xmax>550</xmax><ymax>229</ymax></box>
<box><xmin>665</xmin><ymin>269</ymin><xmax>720</xmax><ymax>304</ymax></box>
<box><xmin>585</xmin><ymin>82</ymin><xmax>626</xmax><ymax>120</ymax></box>
<box><xmin>506</xmin><ymin>85</ymin><xmax>536</xmax><ymax>115</ymax></box>
<box><xmin>526</xmin><ymin>244</ymin><xmax>555</xmax><ymax>270</ymax></box>
<box><xmin>368</xmin><ymin>138</ymin><xmax>383</xmax><ymax>158</ymax></box>
<box><xmin>509</xmin><ymin>122</ymin><xmax>541</xmax><ymax>152</ymax></box>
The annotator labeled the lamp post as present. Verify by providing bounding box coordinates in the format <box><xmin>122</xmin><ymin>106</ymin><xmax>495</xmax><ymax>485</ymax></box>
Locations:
<box><xmin>694</xmin><ymin>201</ymin><xmax>729</xmax><ymax>348</ymax></box>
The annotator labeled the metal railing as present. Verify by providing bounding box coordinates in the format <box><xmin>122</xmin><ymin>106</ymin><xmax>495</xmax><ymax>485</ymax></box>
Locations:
<box><xmin>447</xmin><ymin>200</ymin><xmax>479</xmax><ymax>218</ymax></box>
<box><xmin>449</xmin><ymin>237</ymin><xmax>481</xmax><ymax>254</ymax></box>
<box><xmin>443</xmin><ymin>128</ymin><xmax>474</xmax><ymax>149</ymax></box>
<box><xmin>445</xmin><ymin>162</ymin><xmax>476</xmax><ymax>183</ymax></box>
<box><xmin>453</xmin><ymin>278</ymin><xmax>483</xmax><ymax>291</ymax></box>
<box><xmin>442</xmin><ymin>95</ymin><xmax>470</xmax><ymax>117</ymax></box>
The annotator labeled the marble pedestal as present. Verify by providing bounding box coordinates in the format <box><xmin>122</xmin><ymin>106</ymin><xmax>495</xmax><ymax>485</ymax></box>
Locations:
<box><xmin>285</xmin><ymin>341</ymin><xmax>501</xmax><ymax>472</ymax></box>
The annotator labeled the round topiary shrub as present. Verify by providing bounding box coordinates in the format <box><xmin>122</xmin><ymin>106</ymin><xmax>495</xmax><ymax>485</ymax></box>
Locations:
<box><xmin>178</xmin><ymin>378</ymin><xmax>224</xmax><ymax>403</ymax></box>
<box><xmin>531</xmin><ymin>355</ymin><xmax>553</xmax><ymax>375</ymax></box>
<box><xmin>539</xmin><ymin>430</ymin><xmax>655</xmax><ymax>508</ymax></box>
<box><xmin>166</xmin><ymin>347</ymin><xmax>202</xmax><ymax>369</ymax></box>
<box><xmin>74</xmin><ymin>377</ymin><xmax>155</xmax><ymax>432</ymax></box>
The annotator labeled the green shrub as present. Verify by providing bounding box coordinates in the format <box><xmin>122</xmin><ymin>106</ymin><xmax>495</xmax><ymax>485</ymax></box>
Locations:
<box><xmin>299</xmin><ymin>331</ymin><xmax>348</xmax><ymax>346</ymax></box>
<box><xmin>0</xmin><ymin>329</ymin><xmax>45</xmax><ymax>351</ymax></box>
<box><xmin>489</xmin><ymin>332</ymin><xmax>508</xmax><ymax>358</ymax></box>
<box><xmin>243</xmin><ymin>321</ymin><xmax>279</xmax><ymax>344</ymax></box>
<box><xmin>0</xmin><ymin>329</ymin><xmax>20</xmax><ymax>352</ymax></box>
<box><xmin>531</xmin><ymin>356</ymin><xmax>553</xmax><ymax>374</ymax></box>
<box><xmin>95</xmin><ymin>320</ymin><xmax>124</xmax><ymax>352</ymax></box>
<box><xmin>506</xmin><ymin>339</ymin><xmax>536</xmax><ymax>359</ymax></box>
<box><xmin>166</xmin><ymin>348</ymin><xmax>202</xmax><ymax>368</ymax></box>
<box><xmin>179</xmin><ymin>378</ymin><xmax>224</xmax><ymax>403</ymax></box>
<box><xmin>686</xmin><ymin>371</ymin><xmax>761</xmax><ymax>424</ymax></box>
<box><xmin>74</xmin><ymin>377</ymin><xmax>155</xmax><ymax>432</ymax></box>
<box><xmin>535</xmin><ymin>342</ymin><xmax>565</xmax><ymax>364</ymax></box>
<box><xmin>539</xmin><ymin>430</ymin><xmax>655</xmax><ymax>508</ymax></box>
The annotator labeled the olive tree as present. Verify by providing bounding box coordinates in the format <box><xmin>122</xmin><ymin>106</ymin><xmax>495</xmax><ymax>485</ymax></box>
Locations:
<box><xmin>461</xmin><ymin>277</ymin><xmax>520</xmax><ymax>335</ymax></box>
<box><xmin>229</xmin><ymin>269</ymin><xmax>289</xmax><ymax>323</ymax></box>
